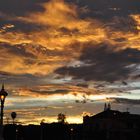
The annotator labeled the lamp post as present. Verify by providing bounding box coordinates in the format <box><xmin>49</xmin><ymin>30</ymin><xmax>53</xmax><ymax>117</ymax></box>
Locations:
<box><xmin>0</xmin><ymin>84</ymin><xmax>8</xmax><ymax>125</ymax></box>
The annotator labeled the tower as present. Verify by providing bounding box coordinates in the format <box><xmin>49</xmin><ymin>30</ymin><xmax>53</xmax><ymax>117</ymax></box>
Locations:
<box><xmin>108</xmin><ymin>103</ymin><xmax>111</xmax><ymax>110</ymax></box>
<box><xmin>104</xmin><ymin>103</ymin><xmax>107</xmax><ymax>111</ymax></box>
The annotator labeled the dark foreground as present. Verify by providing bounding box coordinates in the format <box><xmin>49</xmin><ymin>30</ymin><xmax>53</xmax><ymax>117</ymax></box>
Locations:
<box><xmin>2</xmin><ymin>109</ymin><xmax>140</xmax><ymax>140</ymax></box>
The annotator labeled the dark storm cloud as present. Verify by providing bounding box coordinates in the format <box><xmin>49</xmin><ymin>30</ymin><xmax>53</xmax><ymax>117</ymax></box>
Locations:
<box><xmin>0</xmin><ymin>0</ymin><xmax>49</xmax><ymax>33</ymax></box>
<box><xmin>133</xmin><ymin>74</ymin><xmax>140</xmax><ymax>79</ymax></box>
<box><xmin>67</xmin><ymin>0</ymin><xmax>140</xmax><ymax>33</ymax></box>
<box><xmin>1</xmin><ymin>0</ymin><xmax>140</xmax><ymax>17</ymax></box>
<box><xmin>30</xmin><ymin>89</ymin><xmax>70</xmax><ymax>95</ymax></box>
<box><xmin>59</xmin><ymin>27</ymin><xmax>79</xmax><ymax>35</ymax></box>
<box><xmin>56</xmin><ymin>43</ymin><xmax>140</xmax><ymax>82</ymax></box>
<box><xmin>0</xmin><ymin>42</ymin><xmax>36</xmax><ymax>58</ymax></box>
<box><xmin>71</xmin><ymin>0</ymin><xmax>140</xmax><ymax>18</ymax></box>
<box><xmin>0</xmin><ymin>71</ymin><xmax>43</xmax><ymax>86</ymax></box>
<box><xmin>0</xmin><ymin>42</ymin><xmax>59</xmax><ymax>58</ymax></box>
<box><xmin>0</xmin><ymin>0</ymin><xmax>48</xmax><ymax>16</ymax></box>
<box><xmin>105</xmin><ymin>16</ymin><xmax>137</xmax><ymax>33</ymax></box>
<box><xmin>0</xmin><ymin>19</ymin><xmax>44</xmax><ymax>33</ymax></box>
<box><xmin>111</xmin><ymin>97</ymin><xmax>140</xmax><ymax>105</ymax></box>
<box><xmin>0</xmin><ymin>0</ymin><xmax>139</xmax><ymax>34</ymax></box>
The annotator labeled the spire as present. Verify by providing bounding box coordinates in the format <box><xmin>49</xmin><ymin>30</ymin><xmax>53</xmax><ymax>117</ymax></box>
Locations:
<box><xmin>104</xmin><ymin>103</ymin><xmax>107</xmax><ymax>111</ymax></box>
<box><xmin>108</xmin><ymin>103</ymin><xmax>111</xmax><ymax>110</ymax></box>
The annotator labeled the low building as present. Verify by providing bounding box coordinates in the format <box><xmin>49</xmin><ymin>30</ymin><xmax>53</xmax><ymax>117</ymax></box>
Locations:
<box><xmin>83</xmin><ymin>104</ymin><xmax>140</xmax><ymax>140</ymax></box>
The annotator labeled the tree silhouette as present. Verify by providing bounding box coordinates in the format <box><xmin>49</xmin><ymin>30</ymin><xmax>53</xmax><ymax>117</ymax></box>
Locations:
<box><xmin>57</xmin><ymin>113</ymin><xmax>66</xmax><ymax>124</ymax></box>
<box><xmin>11</xmin><ymin>112</ymin><xmax>17</xmax><ymax>124</ymax></box>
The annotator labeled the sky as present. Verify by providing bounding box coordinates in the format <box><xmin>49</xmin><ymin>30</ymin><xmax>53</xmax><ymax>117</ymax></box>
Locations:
<box><xmin>0</xmin><ymin>0</ymin><xmax>140</xmax><ymax>125</ymax></box>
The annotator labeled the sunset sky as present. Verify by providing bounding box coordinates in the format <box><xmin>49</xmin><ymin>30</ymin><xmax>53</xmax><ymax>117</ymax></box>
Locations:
<box><xmin>0</xmin><ymin>0</ymin><xmax>140</xmax><ymax>125</ymax></box>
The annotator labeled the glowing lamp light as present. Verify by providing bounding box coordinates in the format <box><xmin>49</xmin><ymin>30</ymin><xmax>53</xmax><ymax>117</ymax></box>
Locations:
<box><xmin>0</xmin><ymin>95</ymin><xmax>5</xmax><ymax>101</ymax></box>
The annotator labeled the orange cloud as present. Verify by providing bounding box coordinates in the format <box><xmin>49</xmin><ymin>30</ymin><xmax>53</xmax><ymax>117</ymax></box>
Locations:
<box><xmin>1</xmin><ymin>1</ymin><xmax>140</xmax><ymax>77</ymax></box>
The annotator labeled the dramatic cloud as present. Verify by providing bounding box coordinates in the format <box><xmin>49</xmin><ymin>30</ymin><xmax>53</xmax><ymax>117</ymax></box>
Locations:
<box><xmin>0</xmin><ymin>0</ymin><xmax>140</xmax><ymax>124</ymax></box>
<box><xmin>0</xmin><ymin>0</ymin><xmax>47</xmax><ymax>15</ymax></box>
<box><xmin>111</xmin><ymin>98</ymin><xmax>140</xmax><ymax>105</ymax></box>
<box><xmin>56</xmin><ymin>43</ymin><xmax>140</xmax><ymax>82</ymax></box>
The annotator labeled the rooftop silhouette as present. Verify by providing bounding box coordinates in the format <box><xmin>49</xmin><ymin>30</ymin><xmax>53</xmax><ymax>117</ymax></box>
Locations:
<box><xmin>1</xmin><ymin>104</ymin><xmax>140</xmax><ymax>140</ymax></box>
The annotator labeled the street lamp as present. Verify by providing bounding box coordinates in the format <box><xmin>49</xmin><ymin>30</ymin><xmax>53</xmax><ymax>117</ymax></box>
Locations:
<box><xmin>0</xmin><ymin>84</ymin><xmax>8</xmax><ymax>125</ymax></box>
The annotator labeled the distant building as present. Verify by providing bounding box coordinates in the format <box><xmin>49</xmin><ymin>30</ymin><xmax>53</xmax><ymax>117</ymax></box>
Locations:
<box><xmin>83</xmin><ymin>104</ymin><xmax>140</xmax><ymax>140</ymax></box>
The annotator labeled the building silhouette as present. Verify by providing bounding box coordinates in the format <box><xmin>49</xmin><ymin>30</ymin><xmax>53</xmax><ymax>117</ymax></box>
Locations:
<box><xmin>2</xmin><ymin>104</ymin><xmax>140</xmax><ymax>140</ymax></box>
<box><xmin>83</xmin><ymin>104</ymin><xmax>140</xmax><ymax>140</ymax></box>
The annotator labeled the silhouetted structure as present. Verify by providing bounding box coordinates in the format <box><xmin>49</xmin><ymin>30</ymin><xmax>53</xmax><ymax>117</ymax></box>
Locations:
<box><xmin>83</xmin><ymin>107</ymin><xmax>140</xmax><ymax>140</ymax></box>
<box><xmin>57</xmin><ymin>113</ymin><xmax>66</xmax><ymax>124</ymax></box>
<box><xmin>104</xmin><ymin>103</ymin><xmax>107</xmax><ymax>111</ymax></box>
<box><xmin>0</xmin><ymin>84</ymin><xmax>8</xmax><ymax>125</ymax></box>
<box><xmin>2</xmin><ymin>105</ymin><xmax>140</xmax><ymax>140</ymax></box>
<box><xmin>11</xmin><ymin>112</ymin><xmax>17</xmax><ymax>124</ymax></box>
